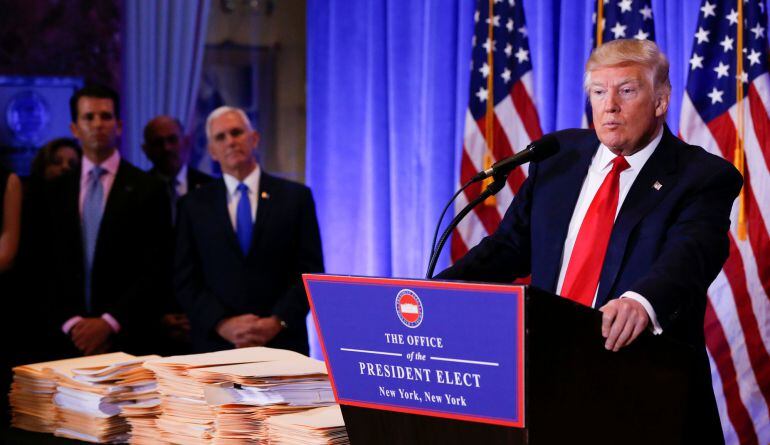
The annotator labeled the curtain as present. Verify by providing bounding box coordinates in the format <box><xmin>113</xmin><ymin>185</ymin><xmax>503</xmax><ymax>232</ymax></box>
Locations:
<box><xmin>122</xmin><ymin>0</ymin><xmax>210</xmax><ymax>168</ymax></box>
<box><xmin>307</xmin><ymin>0</ymin><xmax>475</xmax><ymax>278</ymax></box>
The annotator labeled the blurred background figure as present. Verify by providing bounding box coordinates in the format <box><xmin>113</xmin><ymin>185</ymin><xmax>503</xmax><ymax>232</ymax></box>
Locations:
<box><xmin>0</xmin><ymin>165</ymin><xmax>22</xmax><ymax>424</ymax></box>
<box><xmin>142</xmin><ymin>115</ymin><xmax>211</xmax><ymax>354</ymax></box>
<box><xmin>30</xmin><ymin>137</ymin><xmax>82</xmax><ymax>182</ymax></box>
<box><xmin>0</xmin><ymin>164</ymin><xmax>21</xmax><ymax>274</ymax></box>
<box><xmin>142</xmin><ymin>115</ymin><xmax>211</xmax><ymax>224</ymax></box>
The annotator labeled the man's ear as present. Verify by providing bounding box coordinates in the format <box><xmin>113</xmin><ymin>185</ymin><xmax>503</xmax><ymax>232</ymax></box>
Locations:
<box><xmin>655</xmin><ymin>92</ymin><xmax>670</xmax><ymax>118</ymax></box>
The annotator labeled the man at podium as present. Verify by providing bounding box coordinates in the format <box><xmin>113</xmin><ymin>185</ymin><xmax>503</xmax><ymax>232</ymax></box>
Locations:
<box><xmin>438</xmin><ymin>39</ymin><xmax>741</xmax><ymax>442</ymax></box>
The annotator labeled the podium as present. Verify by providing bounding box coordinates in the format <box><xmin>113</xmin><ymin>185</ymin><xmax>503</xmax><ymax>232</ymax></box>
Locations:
<box><xmin>304</xmin><ymin>275</ymin><xmax>699</xmax><ymax>445</ymax></box>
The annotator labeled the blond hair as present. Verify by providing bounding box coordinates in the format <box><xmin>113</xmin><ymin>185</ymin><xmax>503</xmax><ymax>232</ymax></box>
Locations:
<box><xmin>584</xmin><ymin>39</ymin><xmax>671</xmax><ymax>96</ymax></box>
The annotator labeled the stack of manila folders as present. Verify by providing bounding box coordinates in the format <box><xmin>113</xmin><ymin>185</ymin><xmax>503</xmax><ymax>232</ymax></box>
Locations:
<box><xmin>9</xmin><ymin>352</ymin><xmax>160</xmax><ymax>443</ymax></box>
<box><xmin>144</xmin><ymin>347</ymin><xmax>344</xmax><ymax>444</ymax></box>
<box><xmin>9</xmin><ymin>347</ymin><xmax>348</xmax><ymax>444</ymax></box>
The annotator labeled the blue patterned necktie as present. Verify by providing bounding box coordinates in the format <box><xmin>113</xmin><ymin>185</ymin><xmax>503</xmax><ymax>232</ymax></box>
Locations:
<box><xmin>82</xmin><ymin>166</ymin><xmax>106</xmax><ymax>312</ymax></box>
<box><xmin>236</xmin><ymin>183</ymin><xmax>253</xmax><ymax>254</ymax></box>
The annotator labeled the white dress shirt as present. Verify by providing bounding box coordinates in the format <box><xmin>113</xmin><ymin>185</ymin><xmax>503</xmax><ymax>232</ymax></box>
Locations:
<box><xmin>174</xmin><ymin>164</ymin><xmax>189</xmax><ymax>197</ymax></box>
<box><xmin>223</xmin><ymin>165</ymin><xmax>261</xmax><ymax>229</ymax></box>
<box><xmin>555</xmin><ymin>127</ymin><xmax>664</xmax><ymax>334</ymax></box>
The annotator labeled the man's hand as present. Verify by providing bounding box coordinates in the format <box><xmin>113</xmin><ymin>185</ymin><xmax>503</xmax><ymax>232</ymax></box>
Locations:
<box><xmin>162</xmin><ymin>313</ymin><xmax>191</xmax><ymax>342</ymax></box>
<box><xmin>599</xmin><ymin>298</ymin><xmax>649</xmax><ymax>352</ymax></box>
<box><xmin>217</xmin><ymin>314</ymin><xmax>262</xmax><ymax>348</ymax></box>
<box><xmin>216</xmin><ymin>314</ymin><xmax>284</xmax><ymax>348</ymax></box>
<box><xmin>70</xmin><ymin>318</ymin><xmax>113</xmax><ymax>355</ymax></box>
<box><xmin>250</xmin><ymin>316</ymin><xmax>283</xmax><ymax>346</ymax></box>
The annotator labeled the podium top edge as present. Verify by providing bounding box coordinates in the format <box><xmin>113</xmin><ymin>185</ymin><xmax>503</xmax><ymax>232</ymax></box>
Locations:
<box><xmin>302</xmin><ymin>273</ymin><xmax>526</xmax><ymax>293</ymax></box>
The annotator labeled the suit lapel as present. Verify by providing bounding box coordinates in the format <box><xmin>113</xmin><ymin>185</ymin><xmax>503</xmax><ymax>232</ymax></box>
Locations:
<box><xmin>539</xmin><ymin>135</ymin><xmax>598</xmax><ymax>292</ymax></box>
<box><xmin>213</xmin><ymin>179</ymin><xmax>244</xmax><ymax>256</ymax></box>
<box><xmin>61</xmin><ymin>171</ymin><xmax>85</xmax><ymax>270</ymax></box>
<box><xmin>248</xmin><ymin>172</ymin><xmax>275</xmax><ymax>258</ymax></box>
<box><xmin>595</xmin><ymin>129</ymin><xmax>679</xmax><ymax>306</ymax></box>
<box><xmin>100</xmin><ymin>161</ymin><xmax>131</xmax><ymax>232</ymax></box>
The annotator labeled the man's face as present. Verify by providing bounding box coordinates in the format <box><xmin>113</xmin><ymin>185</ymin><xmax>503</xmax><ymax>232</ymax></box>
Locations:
<box><xmin>143</xmin><ymin>117</ymin><xmax>188</xmax><ymax>176</ymax></box>
<box><xmin>588</xmin><ymin>63</ymin><xmax>668</xmax><ymax>155</ymax></box>
<box><xmin>70</xmin><ymin>97</ymin><xmax>121</xmax><ymax>159</ymax></box>
<box><xmin>207</xmin><ymin>111</ymin><xmax>259</xmax><ymax>176</ymax></box>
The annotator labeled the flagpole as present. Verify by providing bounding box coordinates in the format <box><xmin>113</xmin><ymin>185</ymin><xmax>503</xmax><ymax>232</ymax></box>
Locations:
<box><xmin>483</xmin><ymin>0</ymin><xmax>497</xmax><ymax>206</ymax></box>
<box><xmin>735</xmin><ymin>0</ymin><xmax>747</xmax><ymax>240</ymax></box>
<box><xmin>596</xmin><ymin>0</ymin><xmax>604</xmax><ymax>47</ymax></box>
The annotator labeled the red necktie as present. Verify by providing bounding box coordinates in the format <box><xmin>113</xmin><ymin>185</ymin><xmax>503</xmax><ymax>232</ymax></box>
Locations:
<box><xmin>561</xmin><ymin>155</ymin><xmax>630</xmax><ymax>306</ymax></box>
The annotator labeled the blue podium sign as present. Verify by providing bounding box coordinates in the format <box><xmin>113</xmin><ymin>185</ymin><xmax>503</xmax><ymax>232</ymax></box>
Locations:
<box><xmin>304</xmin><ymin>274</ymin><xmax>525</xmax><ymax>427</ymax></box>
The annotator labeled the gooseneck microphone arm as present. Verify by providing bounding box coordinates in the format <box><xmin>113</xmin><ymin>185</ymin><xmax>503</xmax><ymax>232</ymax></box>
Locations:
<box><xmin>425</xmin><ymin>174</ymin><xmax>507</xmax><ymax>279</ymax></box>
<box><xmin>425</xmin><ymin>134</ymin><xmax>559</xmax><ymax>279</ymax></box>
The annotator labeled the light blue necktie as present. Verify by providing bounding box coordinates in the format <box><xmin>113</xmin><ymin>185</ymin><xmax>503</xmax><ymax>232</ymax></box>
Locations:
<box><xmin>82</xmin><ymin>166</ymin><xmax>106</xmax><ymax>312</ymax></box>
<box><xmin>236</xmin><ymin>183</ymin><xmax>253</xmax><ymax>254</ymax></box>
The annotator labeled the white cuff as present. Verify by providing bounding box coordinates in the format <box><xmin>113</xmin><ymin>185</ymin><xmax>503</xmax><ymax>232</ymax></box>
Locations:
<box><xmin>621</xmin><ymin>291</ymin><xmax>663</xmax><ymax>335</ymax></box>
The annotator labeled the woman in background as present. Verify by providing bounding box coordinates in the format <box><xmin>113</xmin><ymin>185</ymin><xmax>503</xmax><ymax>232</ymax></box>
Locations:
<box><xmin>30</xmin><ymin>137</ymin><xmax>81</xmax><ymax>181</ymax></box>
<box><xmin>0</xmin><ymin>164</ymin><xmax>22</xmax><ymax>424</ymax></box>
<box><xmin>0</xmin><ymin>165</ymin><xmax>21</xmax><ymax>273</ymax></box>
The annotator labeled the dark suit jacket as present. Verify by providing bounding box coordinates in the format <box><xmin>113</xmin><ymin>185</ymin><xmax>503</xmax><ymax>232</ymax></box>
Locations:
<box><xmin>186</xmin><ymin>167</ymin><xmax>213</xmax><ymax>192</ymax></box>
<box><xmin>439</xmin><ymin>127</ymin><xmax>742</xmax><ymax>441</ymax></box>
<box><xmin>21</xmin><ymin>160</ymin><xmax>172</xmax><ymax>358</ymax></box>
<box><xmin>149</xmin><ymin>166</ymin><xmax>213</xmax><ymax>315</ymax></box>
<box><xmin>148</xmin><ymin>166</ymin><xmax>213</xmax><ymax>194</ymax></box>
<box><xmin>175</xmin><ymin>171</ymin><xmax>324</xmax><ymax>354</ymax></box>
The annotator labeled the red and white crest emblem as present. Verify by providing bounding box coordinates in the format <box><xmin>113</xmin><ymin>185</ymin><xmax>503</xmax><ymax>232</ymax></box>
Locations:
<box><xmin>396</xmin><ymin>289</ymin><xmax>423</xmax><ymax>328</ymax></box>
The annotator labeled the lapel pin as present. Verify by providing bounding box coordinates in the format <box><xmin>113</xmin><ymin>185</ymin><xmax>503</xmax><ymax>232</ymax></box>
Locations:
<box><xmin>261</xmin><ymin>191</ymin><xmax>270</xmax><ymax>199</ymax></box>
<box><xmin>653</xmin><ymin>181</ymin><xmax>662</xmax><ymax>191</ymax></box>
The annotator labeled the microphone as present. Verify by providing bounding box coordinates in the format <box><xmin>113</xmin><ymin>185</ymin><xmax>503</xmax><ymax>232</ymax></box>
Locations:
<box><xmin>470</xmin><ymin>134</ymin><xmax>559</xmax><ymax>183</ymax></box>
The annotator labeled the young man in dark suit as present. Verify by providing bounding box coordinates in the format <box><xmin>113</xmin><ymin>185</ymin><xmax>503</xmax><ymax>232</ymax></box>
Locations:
<box><xmin>21</xmin><ymin>85</ymin><xmax>171</xmax><ymax>358</ymax></box>
<box><xmin>142</xmin><ymin>115</ymin><xmax>212</xmax><ymax>353</ymax></box>
<box><xmin>175</xmin><ymin>106</ymin><xmax>324</xmax><ymax>355</ymax></box>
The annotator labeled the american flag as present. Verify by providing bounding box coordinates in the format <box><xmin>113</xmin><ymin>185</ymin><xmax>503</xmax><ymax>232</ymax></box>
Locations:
<box><xmin>679</xmin><ymin>1</ymin><xmax>770</xmax><ymax>444</ymax></box>
<box><xmin>451</xmin><ymin>0</ymin><xmax>543</xmax><ymax>262</ymax></box>
<box><xmin>585</xmin><ymin>0</ymin><xmax>656</xmax><ymax>127</ymax></box>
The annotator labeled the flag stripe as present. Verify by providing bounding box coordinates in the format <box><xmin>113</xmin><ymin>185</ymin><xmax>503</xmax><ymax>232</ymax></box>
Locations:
<box><xmin>709</xmin><ymin>268</ymin><xmax>770</xmax><ymax>443</ymax></box>
<box><xmin>511</xmin><ymin>81</ymin><xmax>543</xmax><ymax>141</ymax></box>
<box><xmin>450</xmin><ymin>228</ymin><xmax>470</xmax><ymax>265</ymax></box>
<box><xmin>460</xmin><ymin>149</ymin><xmax>503</xmax><ymax>235</ymax></box>
<box><xmin>455</xmin><ymin>189</ymin><xmax>491</xmax><ymax>250</ymax></box>
<box><xmin>722</xmin><ymin>232</ymin><xmax>770</xmax><ymax>410</ymax></box>
<box><xmin>705</xmin><ymin>299</ymin><xmax>761</xmax><ymax>445</ymax></box>
<box><xmin>706</xmin><ymin>113</ymin><xmax>737</xmax><ymax>163</ymax></box>
<box><xmin>482</xmin><ymin>112</ymin><xmax>528</xmax><ymax>192</ymax></box>
<box><xmin>748</xmin><ymin>84</ymin><xmax>770</xmax><ymax>172</ymax></box>
<box><xmin>709</xmin><ymin>352</ymin><xmax>741</xmax><ymax>445</ymax></box>
<box><xmin>744</xmin><ymin>183</ymin><xmax>770</xmax><ymax>301</ymax></box>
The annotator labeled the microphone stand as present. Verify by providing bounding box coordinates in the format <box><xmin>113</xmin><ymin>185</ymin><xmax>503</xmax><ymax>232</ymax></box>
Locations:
<box><xmin>425</xmin><ymin>174</ymin><xmax>507</xmax><ymax>279</ymax></box>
